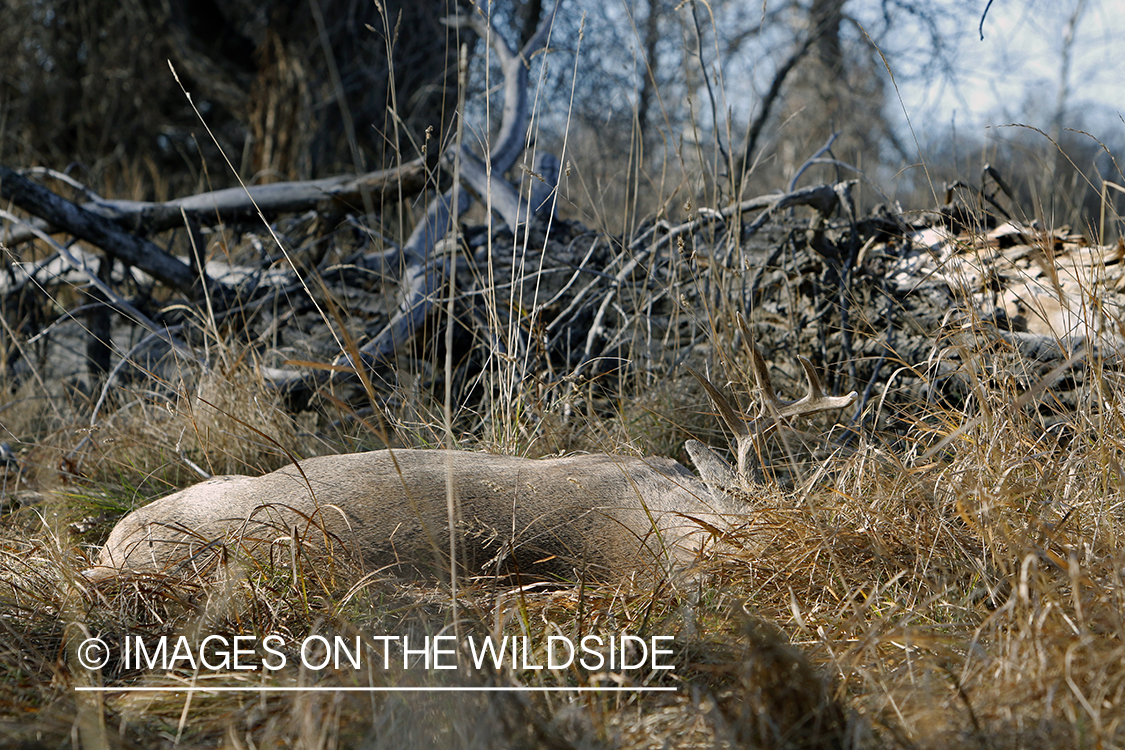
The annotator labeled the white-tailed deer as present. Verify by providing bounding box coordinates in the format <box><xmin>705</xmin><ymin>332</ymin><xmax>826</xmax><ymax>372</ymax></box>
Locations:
<box><xmin>85</xmin><ymin>331</ymin><xmax>856</xmax><ymax>585</ymax></box>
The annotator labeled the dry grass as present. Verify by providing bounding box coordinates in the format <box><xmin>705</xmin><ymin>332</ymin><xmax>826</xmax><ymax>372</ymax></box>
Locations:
<box><xmin>3</xmin><ymin>6</ymin><xmax>1125</xmax><ymax>748</ymax></box>
<box><xmin>4</xmin><ymin>139</ymin><xmax>1125</xmax><ymax>747</ymax></box>
<box><xmin>3</xmin><ymin>309</ymin><xmax>1125</xmax><ymax>748</ymax></box>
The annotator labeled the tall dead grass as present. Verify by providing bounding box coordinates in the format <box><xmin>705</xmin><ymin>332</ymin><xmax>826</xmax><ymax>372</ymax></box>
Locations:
<box><xmin>3</xmin><ymin>4</ymin><xmax>1125</xmax><ymax>749</ymax></box>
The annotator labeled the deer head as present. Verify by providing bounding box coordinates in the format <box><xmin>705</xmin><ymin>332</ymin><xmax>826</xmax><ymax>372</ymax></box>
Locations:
<box><xmin>686</xmin><ymin>315</ymin><xmax>857</xmax><ymax>496</ymax></box>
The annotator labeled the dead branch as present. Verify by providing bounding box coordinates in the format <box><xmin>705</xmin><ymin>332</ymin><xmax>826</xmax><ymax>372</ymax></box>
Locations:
<box><xmin>2</xmin><ymin>1</ymin><xmax>564</xmax><ymax>394</ymax></box>
<box><xmin>0</xmin><ymin>158</ymin><xmax>430</xmax><ymax>247</ymax></box>
<box><xmin>625</xmin><ymin>181</ymin><xmax>845</xmax><ymax>260</ymax></box>
<box><xmin>455</xmin><ymin>145</ymin><xmax>523</xmax><ymax>229</ymax></box>
<box><xmin>354</xmin><ymin>189</ymin><xmax>472</xmax><ymax>366</ymax></box>
<box><xmin>0</xmin><ymin>165</ymin><xmax>220</xmax><ymax>299</ymax></box>
<box><xmin>443</xmin><ymin>0</ymin><xmax>560</xmax><ymax>175</ymax></box>
<box><xmin>0</xmin><ymin>208</ymin><xmax>194</xmax><ymax>359</ymax></box>
<box><xmin>340</xmin><ymin>0</ymin><xmax>562</xmax><ymax>372</ymax></box>
<box><xmin>741</xmin><ymin>181</ymin><xmax>846</xmax><ymax>238</ymax></box>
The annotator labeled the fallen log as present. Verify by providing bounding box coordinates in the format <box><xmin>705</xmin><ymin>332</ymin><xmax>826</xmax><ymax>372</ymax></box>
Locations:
<box><xmin>0</xmin><ymin>157</ymin><xmax>430</xmax><ymax>246</ymax></box>
<box><xmin>0</xmin><ymin>165</ymin><xmax>220</xmax><ymax>299</ymax></box>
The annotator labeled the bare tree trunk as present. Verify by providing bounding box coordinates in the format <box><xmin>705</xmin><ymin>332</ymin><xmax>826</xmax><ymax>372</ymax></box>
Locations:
<box><xmin>810</xmin><ymin>0</ymin><xmax>844</xmax><ymax>76</ymax></box>
<box><xmin>520</xmin><ymin>0</ymin><xmax>544</xmax><ymax>47</ymax></box>
<box><xmin>1051</xmin><ymin>0</ymin><xmax>1088</xmax><ymax>183</ymax></box>
<box><xmin>86</xmin><ymin>257</ymin><xmax>112</xmax><ymax>382</ymax></box>
<box><xmin>637</xmin><ymin>0</ymin><xmax>662</xmax><ymax>141</ymax></box>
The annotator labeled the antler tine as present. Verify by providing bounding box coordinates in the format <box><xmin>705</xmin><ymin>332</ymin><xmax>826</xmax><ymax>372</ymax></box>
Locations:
<box><xmin>797</xmin><ymin>356</ymin><xmax>826</xmax><ymax>400</ymax></box>
<box><xmin>738</xmin><ymin>313</ymin><xmax>784</xmax><ymax>412</ymax></box>
<box><xmin>780</xmin><ymin>356</ymin><xmax>858</xmax><ymax>419</ymax></box>
<box><xmin>736</xmin><ymin>311</ymin><xmax>857</xmax><ymax>420</ymax></box>
<box><xmin>688</xmin><ymin>364</ymin><xmax>759</xmax><ymax>491</ymax></box>
<box><xmin>688</xmin><ymin>316</ymin><xmax>857</xmax><ymax>492</ymax></box>
<box><xmin>749</xmin><ymin>343</ymin><xmax>783</xmax><ymax>409</ymax></box>
<box><xmin>686</xmin><ymin>366</ymin><xmax>750</xmax><ymax>438</ymax></box>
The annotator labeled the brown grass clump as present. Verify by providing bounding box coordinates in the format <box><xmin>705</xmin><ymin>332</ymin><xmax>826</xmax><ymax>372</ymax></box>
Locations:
<box><xmin>78</xmin><ymin>361</ymin><xmax>315</xmax><ymax>486</ymax></box>
<box><xmin>730</xmin><ymin>356</ymin><xmax>1125</xmax><ymax>748</ymax></box>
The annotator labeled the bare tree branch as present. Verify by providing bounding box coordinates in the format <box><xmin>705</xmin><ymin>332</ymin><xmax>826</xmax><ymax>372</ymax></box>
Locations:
<box><xmin>734</xmin><ymin>34</ymin><xmax>815</xmax><ymax>189</ymax></box>
<box><xmin>0</xmin><ymin>165</ymin><xmax>220</xmax><ymax>298</ymax></box>
<box><xmin>443</xmin><ymin>0</ymin><xmax>560</xmax><ymax>175</ymax></box>
<box><xmin>344</xmin><ymin>0</ymin><xmax>563</xmax><ymax>370</ymax></box>
<box><xmin>1</xmin><ymin>158</ymin><xmax>430</xmax><ymax>247</ymax></box>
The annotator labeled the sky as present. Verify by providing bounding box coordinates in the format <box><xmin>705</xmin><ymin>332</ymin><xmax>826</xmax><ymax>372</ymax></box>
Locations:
<box><xmin>571</xmin><ymin>0</ymin><xmax>1123</xmax><ymax>148</ymax></box>
<box><xmin>898</xmin><ymin>0</ymin><xmax>1122</xmax><ymax>140</ymax></box>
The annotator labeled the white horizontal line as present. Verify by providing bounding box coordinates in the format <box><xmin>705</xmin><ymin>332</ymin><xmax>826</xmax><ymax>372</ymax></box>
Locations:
<box><xmin>75</xmin><ymin>686</ymin><xmax>677</xmax><ymax>693</ymax></box>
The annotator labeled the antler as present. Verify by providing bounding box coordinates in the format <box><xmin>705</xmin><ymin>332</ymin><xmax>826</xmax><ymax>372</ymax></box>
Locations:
<box><xmin>687</xmin><ymin>315</ymin><xmax>857</xmax><ymax>491</ymax></box>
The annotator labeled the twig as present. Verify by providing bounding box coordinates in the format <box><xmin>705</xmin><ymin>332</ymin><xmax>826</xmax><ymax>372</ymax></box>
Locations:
<box><xmin>787</xmin><ymin>132</ymin><xmax>839</xmax><ymax>192</ymax></box>
<box><xmin>569</xmin><ymin>246</ymin><xmax>654</xmax><ymax>384</ymax></box>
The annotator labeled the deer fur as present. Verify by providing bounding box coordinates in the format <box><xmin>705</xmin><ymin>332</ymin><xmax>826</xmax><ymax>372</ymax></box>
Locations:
<box><xmin>85</xmin><ymin>327</ymin><xmax>856</xmax><ymax>585</ymax></box>
<box><xmin>86</xmin><ymin>450</ymin><xmax>722</xmax><ymax>583</ymax></box>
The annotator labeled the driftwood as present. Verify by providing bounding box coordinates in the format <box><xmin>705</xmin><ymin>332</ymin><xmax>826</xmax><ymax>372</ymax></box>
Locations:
<box><xmin>0</xmin><ymin>166</ymin><xmax>219</xmax><ymax>298</ymax></box>
<box><xmin>0</xmin><ymin>158</ymin><xmax>431</xmax><ymax>248</ymax></box>
<box><xmin>341</xmin><ymin>0</ymin><xmax>563</xmax><ymax>372</ymax></box>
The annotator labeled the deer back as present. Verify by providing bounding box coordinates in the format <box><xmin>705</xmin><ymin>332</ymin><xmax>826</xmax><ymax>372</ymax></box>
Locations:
<box><xmin>88</xmin><ymin>449</ymin><xmax>732</xmax><ymax>583</ymax></box>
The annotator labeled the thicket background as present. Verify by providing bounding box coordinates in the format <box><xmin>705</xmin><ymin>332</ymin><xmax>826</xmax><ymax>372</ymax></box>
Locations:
<box><xmin>4</xmin><ymin>0</ymin><xmax>1121</xmax><ymax>233</ymax></box>
<box><xmin>3</xmin><ymin>2</ymin><xmax>1125</xmax><ymax>749</ymax></box>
